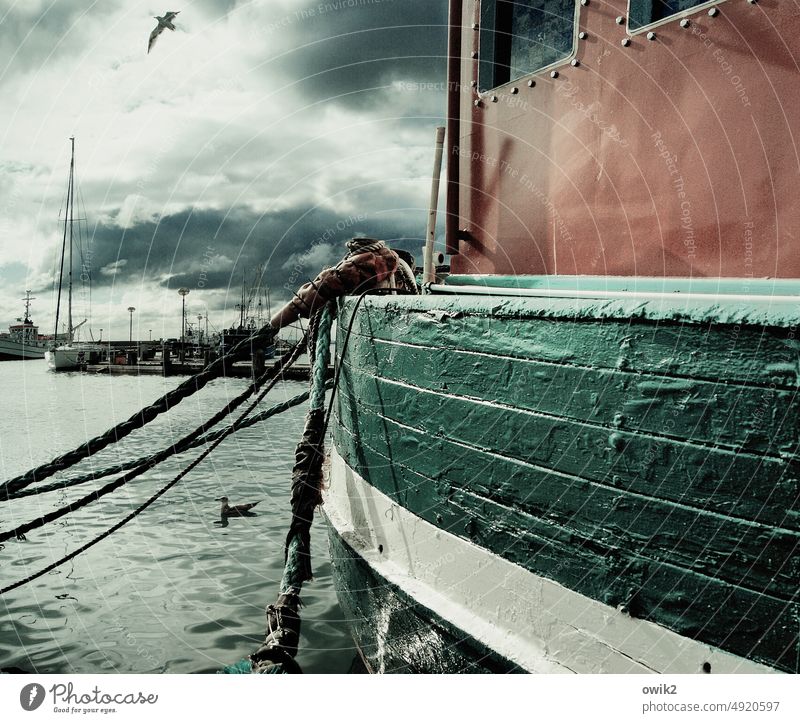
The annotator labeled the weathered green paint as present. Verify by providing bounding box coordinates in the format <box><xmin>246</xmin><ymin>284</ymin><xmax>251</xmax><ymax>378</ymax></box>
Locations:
<box><xmin>337</xmin><ymin>366</ymin><xmax>798</xmax><ymax>532</ymax></box>
<box><xmin>345</xmin><ymin>337</ymin><xmax>800</xmax><ymax>458</ymax></box>
<box><xmin>333</xmin><ymin>294</ymin><xmax>800</xmax><ymax>673</ymax></box>
<box><xmin>334</xmin><ymin>420</ymin><xmax>798</xmax><ymax>672</ymax></box>
<box><xmin>340</xmin><ymin>298</ymin><xmax>800</xmax><ymax>390</ymax></box>
<box><xmin>335</xmin><ymin>394</ymin><xmax>797</xmax><ymax>593</ymax></box>
<box><xmin>442</xmin><ymin>275</ymin><xmax>800</xmax><ymax>328</ymax></box>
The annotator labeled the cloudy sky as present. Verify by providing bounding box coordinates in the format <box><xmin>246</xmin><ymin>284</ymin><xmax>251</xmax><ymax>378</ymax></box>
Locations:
<box><xmin>0</xmin><ymin>0</ymin><xmax>448</xmax><ymax>340</ymax></box>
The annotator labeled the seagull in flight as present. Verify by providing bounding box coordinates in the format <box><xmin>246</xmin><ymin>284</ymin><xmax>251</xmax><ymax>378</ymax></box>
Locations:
<box><xmin>148</xmin><ymin>11</ymin><xmax>180</xmax><ymax>54</ymax></box>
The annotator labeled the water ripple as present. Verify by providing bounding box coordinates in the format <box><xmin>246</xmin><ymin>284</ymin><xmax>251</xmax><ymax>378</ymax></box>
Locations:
<box><xmin>0</xmin><ymin>361</ymin><xmax>355</xmax><ymax>672</ymax></box>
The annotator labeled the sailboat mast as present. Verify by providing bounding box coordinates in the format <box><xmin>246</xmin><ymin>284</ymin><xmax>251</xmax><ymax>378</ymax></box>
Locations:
<box><xmin>67</xmin><ymin>136</ymin><xmax>75</xmax><ymax>344</ymax></box>
<box><xmin>240</xmin><ymin>272</ymin><xmax>245</xmax><ymax>329</ymax></box>
<box><xmin>53</xmin><ymin>140</ymin><xmax>74</xmax><ymax>342</ymax></box>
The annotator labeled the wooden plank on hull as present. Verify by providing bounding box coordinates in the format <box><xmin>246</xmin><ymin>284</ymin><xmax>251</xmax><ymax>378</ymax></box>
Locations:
<box><xmin>339</xmin><ymin>297</ymin><xmax>800</xmax><ymax>390</ymax></box>
<box><xmin>333</xmin><ymin>420</ymin><xmax>799</xmax><ymax>673</ymax></box>
<box><xmin>338</xmin><ymin>363</ymin><xmax>799</xmax><ymax>532</ymax></box>
<box><xmin>345</xmin><ymin>335</ymin><xmax>800</xmax><ymax>457</ymax></box>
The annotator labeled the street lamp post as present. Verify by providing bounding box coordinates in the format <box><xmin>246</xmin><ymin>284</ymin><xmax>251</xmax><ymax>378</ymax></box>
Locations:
<box><xmin>127</xmin><ymin>307</ymin><xmax>135</xmax><ymax>344</ymax></box>
<box><xmin>178</xmin><ymin>288</ymin><xmax>190</xmax><ymax>361</ymax></box>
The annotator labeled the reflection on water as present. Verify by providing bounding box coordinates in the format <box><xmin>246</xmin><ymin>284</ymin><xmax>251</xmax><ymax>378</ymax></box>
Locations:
<box><xmin>0</xmin><ymin>361</ymin><xmax>354</xmax><ymax>673</ymax></box>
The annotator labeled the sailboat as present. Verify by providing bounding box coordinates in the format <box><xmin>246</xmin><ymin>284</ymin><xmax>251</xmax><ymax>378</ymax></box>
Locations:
<box><xmin>45</xmin><ymin>138</ymin><xmax>103</xmax><ymax>371</ymax></box>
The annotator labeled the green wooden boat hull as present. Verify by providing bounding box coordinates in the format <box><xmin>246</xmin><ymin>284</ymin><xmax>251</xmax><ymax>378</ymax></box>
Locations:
<box><xmin>327</xmin><ymin>285</ymin><xmax>799</xmax><ymax>673</ymax></box>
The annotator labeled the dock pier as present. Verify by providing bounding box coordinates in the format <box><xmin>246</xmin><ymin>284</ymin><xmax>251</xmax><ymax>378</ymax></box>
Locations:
<box><xmin>78</xmin><ymin>340</ymin><xmax>322</xmax><ymax>380</ymax></box>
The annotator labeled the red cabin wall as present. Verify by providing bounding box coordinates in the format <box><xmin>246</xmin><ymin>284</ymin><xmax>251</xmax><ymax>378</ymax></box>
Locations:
<box><xmin>448</xmin><ymin>0</ymin><xmax>800</xmax><ymax>279</ymax></box>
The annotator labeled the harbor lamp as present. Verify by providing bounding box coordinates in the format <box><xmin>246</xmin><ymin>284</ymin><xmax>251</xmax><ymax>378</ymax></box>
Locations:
<box><xmin>178</xmin><ymin>288</ymin><xmax>190</xmax><ymax>357</ymax></box>
<box><xmin>127</xmin><ymin>307</ymin><xmax>135</xmax><ymax>343</ymax></box>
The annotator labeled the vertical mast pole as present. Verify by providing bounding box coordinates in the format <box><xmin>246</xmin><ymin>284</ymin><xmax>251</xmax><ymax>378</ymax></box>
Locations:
<box><xmin>67</xmin><ymin>136</ymin><xmax>75</xmax><ymax>344</ymax></box>
<box><xmin>53</xmin><ymin>141</ymin><xmax>73</xmax><ymax>343</ymax></box>
<box><xmin>240</xmin><ymin>272</ymin><xmax>245</xmax><ymax>329</ymax></box>
<box><xmin>423</xmin><ymin>126</ymin><xmax>446</xmax><ymax>287</ymax></box>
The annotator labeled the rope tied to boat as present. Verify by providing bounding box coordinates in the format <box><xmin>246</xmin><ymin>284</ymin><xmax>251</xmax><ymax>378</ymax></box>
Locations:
<box><xmin>345</xmin><ymin>237</ymin><xmax>385</xmax><ymax>256</ymax></box>
<box><xmin>223</xmin><ymin>237</ymin><xmax>418</xmax><ymax>674</ymax></box>
<box><xmin>0</xmin><ymin>235</ymin><xmax>414</xmax><ymax>670</ymax></box>
<box><xmin>0</xmin><ymin>323</ymin><xmax>278</xmax><ymax>499</ymax></box>
<box><xmin>0</xmin><ymin>336</ymin><xmax>309</xmax><ymax>594</ymax></box>
<box><xmin>0</xmin><ymin>338</ymin><xmax>307</xmax><ymax>545</ymax></box>
<box><xmin>3</xmin><ymin>386</ymin><xmax>332</xmax><ymax>501</ymax></box>
<box><xmin>228</xmin><ymin>303</ymin><xmax>334</xmax><ymax>675</ymax></box>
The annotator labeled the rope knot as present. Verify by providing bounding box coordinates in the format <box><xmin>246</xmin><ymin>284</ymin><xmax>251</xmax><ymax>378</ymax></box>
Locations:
<box><xmin>346</xmin><ymin>237</ymin><xmax>385</xmax><ymax>256</ymax></box>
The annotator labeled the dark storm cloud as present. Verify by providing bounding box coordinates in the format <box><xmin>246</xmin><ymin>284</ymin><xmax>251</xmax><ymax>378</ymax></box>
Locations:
<box><xmin>268</xmin><ymin>0</ymin><xmax>448</xmax><ymax>109</ymax></box>
<box><xmin>75</xmin><ymin>201</ymin><xmax>424</xmax><ymax>295</ymax></box>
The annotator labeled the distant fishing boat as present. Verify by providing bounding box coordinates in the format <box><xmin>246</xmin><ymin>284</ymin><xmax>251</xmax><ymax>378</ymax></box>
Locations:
<box><xmin>45</xmin><ymin>138</ymin><xmax>103</xmax><ymax>371</ymax></box>
<box><xmin>219</xmin><ymin>268</ymin><xmax>275</xmax><ymax>360</ymax></box>
<box><xmin>324</xmin><ymin>1</ymin><xmax>799</xmax><ymax>674</ymax></box>
<box><xmin>0</xmin><ymin>292</ymin><xmax>47</xmax><ymax>361</ymax></box>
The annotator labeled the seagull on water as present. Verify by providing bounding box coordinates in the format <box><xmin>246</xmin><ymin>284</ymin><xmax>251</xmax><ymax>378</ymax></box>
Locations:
<box><xmin>148</xmin><ymin>11</ymin><xmax>180</xmax><ymax>54</ymax></box>
<box><xmin>216</xmin><ymin>496</ymin><xmax>260</xmax><ymax>516</ymax></box>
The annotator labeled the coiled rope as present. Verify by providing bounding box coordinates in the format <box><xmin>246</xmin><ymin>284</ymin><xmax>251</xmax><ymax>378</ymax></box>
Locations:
<box><xmin>0</xmin><ymin>338</ymin><xmax>305</xmax><ymax>595</ymax></box>
<box><xmin>0</xmin><ymin>324</ymin><xmax>277</xmax><ymax>499</ymax></box>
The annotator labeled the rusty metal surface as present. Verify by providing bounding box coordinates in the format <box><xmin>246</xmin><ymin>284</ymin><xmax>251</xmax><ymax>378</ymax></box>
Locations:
<box><xmin>447</xmin><ymin>0</ymin><xmax>800</xmax><ymax>279</ymax></box>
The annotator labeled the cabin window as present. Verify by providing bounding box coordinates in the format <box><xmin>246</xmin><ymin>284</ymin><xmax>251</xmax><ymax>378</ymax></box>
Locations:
<box><xmin>628</xmin><ymin>1</ymin><xmax>711</xmax><ymax>31</ymax></box>
<box><xmin>478</xmin><ymin>1</ymin><xmax>577</xmax><ymax>91</ymax></box>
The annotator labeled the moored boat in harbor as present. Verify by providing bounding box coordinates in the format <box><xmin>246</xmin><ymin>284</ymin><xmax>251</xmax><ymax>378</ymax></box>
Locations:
<box><xmin>322</xmin><ymin>0</ymin><xmax>799</xmax><ymax>673</ymax></box>
<box><xmin>0</xmin><ymin>292</ymin><xmax>47</xmax><ymax>361</ymax></box>
<box><xmin>45</xmin><ymin>137</ymin><xmax>103</xmax><ymax>371</ymax></box>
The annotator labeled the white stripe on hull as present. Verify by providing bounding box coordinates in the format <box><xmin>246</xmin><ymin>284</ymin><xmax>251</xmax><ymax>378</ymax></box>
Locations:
<box><xmin>324</xmin><ymin>447</ymin><xmax>776</xmax><ymax>674</ymax></box>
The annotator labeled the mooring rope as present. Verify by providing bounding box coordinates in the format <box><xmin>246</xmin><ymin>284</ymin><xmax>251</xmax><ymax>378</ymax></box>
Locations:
<box><xmin>345</xmin><ymin>237</ymin><xmax>385</xmax><ymax>256</ymax></box>
<box><xmin>222</xmin><ymin>303</ymin><xmax>335</xmax><ymax>674</ymax></box>
<box><xmin>0</xmin><ymin>336</ymin><xmax>307</xmax><ymax>546</ymax></box>
<box><xmin>220</xmin><ymin>288</ymin><xmax>407</xmax><ymax>674</ymax></box>
<box><xmin>284</xmin><ymin>302</ymin><xmax>333</xmax><ymax>584</ymax></box>
<box><xmin>4</xmin><ymin>384</ymin><xmax>332</xmax><ymax>502</ymax></box>
<box><xmin>0</xmin><ymin>331</ymin><xmax>312</xmax><ymax>596</ymax></box>
<box><xmin>0</xmin><ymin>324</ymin><xmax>277</xmax><ymax>499</ymax></box>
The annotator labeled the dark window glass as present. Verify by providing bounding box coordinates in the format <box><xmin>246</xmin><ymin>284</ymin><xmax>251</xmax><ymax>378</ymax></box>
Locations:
<box><xmin>629</xmin><ymin>0</ymin><xmax>710</xmax><ymax>30</ymax></box>
<box><xmin>479</xmin><ymin>1</ymin><xmax>576</xmax><ymax>91</ymax></box>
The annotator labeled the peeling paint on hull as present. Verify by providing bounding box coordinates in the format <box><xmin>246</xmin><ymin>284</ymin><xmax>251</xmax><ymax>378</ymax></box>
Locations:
<box><xmin>331</xmin><ymin>289</ymin><xmax>799</xmax><ymax>673</ymax></box>
<box><xmin>324</xmin><ymin>448</ymin><xmax>779</xmax><ymax>674</ymax></box>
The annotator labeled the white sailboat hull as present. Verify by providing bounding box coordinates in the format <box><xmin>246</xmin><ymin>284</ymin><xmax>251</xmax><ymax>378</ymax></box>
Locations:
<box><xmin>45</xmin><ymin>344</ymin><xmax>103</xmax><ymax>371</ymax></box>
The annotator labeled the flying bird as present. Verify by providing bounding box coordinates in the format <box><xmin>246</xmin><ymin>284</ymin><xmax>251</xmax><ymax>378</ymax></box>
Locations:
<box><xmin>148</xmin><ymin>11</ymin><xmax>180</xmax><ymax>54</ymax></box>
<box><xmin>216</xmin><ymin>496</ymin><xmax>260</xmax><ymax>517</ymax></box>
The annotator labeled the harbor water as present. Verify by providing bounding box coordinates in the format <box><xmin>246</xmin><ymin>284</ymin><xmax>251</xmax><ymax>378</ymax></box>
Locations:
<box><xmin>0</xmin><ymin>360</ymin><xmax>355</xmax><ymax>673</ymax></box>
